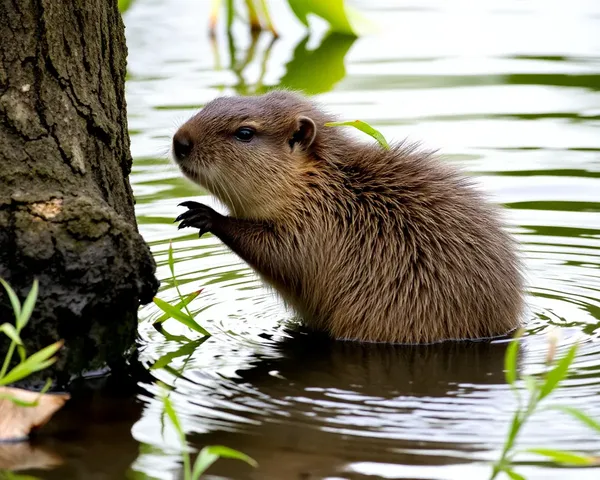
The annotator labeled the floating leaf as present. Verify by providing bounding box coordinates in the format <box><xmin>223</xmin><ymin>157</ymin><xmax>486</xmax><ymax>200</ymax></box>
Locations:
<box><xmin>526</xmin><ymin>448</ymin><xmax>598</xmax><ymax>466</ymax></box>
<box><xmin>325</xmin><ymin>120</ymin><xmax>390</xmax><ymax>150</ymax></box>
<box><xmin>539</xmin><ymin>344</ymin><xmax>577</xmax><ymax>400</ymax></box>
<box><xmin>153</xmin><ymin>297</ymin><xmax>211</xmax><ymax>336</ymax></box>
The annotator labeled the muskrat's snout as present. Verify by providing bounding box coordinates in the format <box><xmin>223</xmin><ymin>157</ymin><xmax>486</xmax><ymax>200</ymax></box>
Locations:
<box><xmin>172</xmin><ymin>129</ymin><xmax>193</xmax><ymax>163</ymax></box>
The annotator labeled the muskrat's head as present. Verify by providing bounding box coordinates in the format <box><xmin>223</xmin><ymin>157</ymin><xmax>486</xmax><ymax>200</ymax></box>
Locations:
<box><xmin>172</xmin><ymin>90</ymin><xmax>332</xmax><ymax>219</ymax></box>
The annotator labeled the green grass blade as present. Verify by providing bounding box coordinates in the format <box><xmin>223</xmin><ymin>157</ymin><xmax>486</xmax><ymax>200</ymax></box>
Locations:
<box><xmin>153</xmin><ymin>297</ymin><xmax>211</xmax><ymax>336</ymax></box>
<box><xmin>201</xmin><ymin>446</ymin><xmax>257</xmax><ymax>467</ymax></box>
<box><xmin>0</xmin><ymin>278</ymin><xmax>22</xmax><ymax>320</ymax></box>
<box><xmin>0</xmin><ymin>341</ymin><xmax>62</xmax><ymax>386</ymax></box>
<box><xmin>192</xmin><ymin>445</ymin><xmax>257</xmax><ymax>478</ymax></box>
<box><xmin>503</xmin><ymin>468</ymin><xmax>526</xmax><ymax>480</ymax></box>
<box><xmin>18</xmin><ymin>279</ymin><xmax>38</xmax><ymax>330</ymax></box>
<box><xmin>550</xmin><ymin>406</ymin><xmax>600</xmax><ymax>433</ymax></box>
<box><xmin>325</xmin><ymin>120</ymin><xmax>390</xmax><ymax>150</ymax></box>
<box><xmin>168</xmin><ymin>241</ymin><xmax>176</xmax><ymax>279</ymax></box>
<box><xmin>0</xmin><ymin>323</ymin><xmax>23</xmax><ymax>345</ymax></box>
<box><xmin>526</xmin><ymin>448</ymin><xmax>598</xmax><ymax>465</ymax></box>
<box><xmin>153</xmin><ymin>290</ymin><xmax>203</xmax><ymax>324</ymax></box>
<box><xmin>504</xmin><ymin>334</ymin><xmax>521</xmax><ymax>386</ymax></box>
<box><xmin>192</xmin><ymin>448</ymin><xmax>219</xmax><ymax>478</ymax></box>
<box><xmin>162</xmin><ymin>395</ymin><xmax>184</xmax><ymax>439</ymax></box>
<box><xmin>539</xmin><ymin>344</ymin><xmax>577</xmax><ymax>400</ymax></box>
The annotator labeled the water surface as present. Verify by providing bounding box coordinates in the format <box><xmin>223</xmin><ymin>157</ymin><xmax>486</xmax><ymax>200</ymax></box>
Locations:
<box><xmin>29</xmin><ymin>0</ymin><xmax>600</xmax><ymax>478</ymax></box>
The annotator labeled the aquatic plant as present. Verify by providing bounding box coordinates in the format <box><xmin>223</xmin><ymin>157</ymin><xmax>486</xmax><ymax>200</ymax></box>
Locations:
<box><xmin>0</xmin><ymin>279</ymin><xmax>62</xmax><ymax>405</ymax></box>
<box><xmin>491</xmin><ymin>330</ymin><xmax>600</xmax><ymax>479</ymax></box>
<box><xmin>162</xmin><ymin>391</ymin><xmax>257</xmax><ymax>479</ymax></box>
<box><xmin>153</xmin><ymin>242</ymin><xmax>211</xmax><ymax>338</ymax></box>
<box><xmin>209</xmin><ymin>0</ymin><xmax>363</xmax><ymax>37</ymax></box>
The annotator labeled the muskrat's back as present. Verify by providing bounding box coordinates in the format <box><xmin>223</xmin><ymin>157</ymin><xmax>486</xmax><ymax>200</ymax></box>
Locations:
<box><xmin>173</xmin><ymin>90</ymin><xmax>524</xmax><ymax>343</ymax></box>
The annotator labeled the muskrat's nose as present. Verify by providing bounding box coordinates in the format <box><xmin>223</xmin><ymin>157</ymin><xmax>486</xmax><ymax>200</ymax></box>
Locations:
<box><xmin>172</xmin><ymin>130</ymin><xmax>193</xmax><ymax>162</ymax></box>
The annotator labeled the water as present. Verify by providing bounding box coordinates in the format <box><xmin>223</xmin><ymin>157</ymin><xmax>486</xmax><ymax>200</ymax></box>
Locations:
<box><xmin>16</xmin><ymin>0</ymin><xmax>600</xmax><ymax>478</ymax></box>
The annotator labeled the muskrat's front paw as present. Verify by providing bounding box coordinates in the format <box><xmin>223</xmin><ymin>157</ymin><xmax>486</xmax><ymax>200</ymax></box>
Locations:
<box><xmin>175</xmin><ymin>201</ymin><xmax>218</xmax><ymax>238</ymax></box>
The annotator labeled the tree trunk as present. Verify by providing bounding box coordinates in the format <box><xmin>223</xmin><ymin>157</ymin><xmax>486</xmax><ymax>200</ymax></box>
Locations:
<box><xmin>0</xmin><ymin>0</ymin><xmax>159</xmax><ymax>386</ymax></box>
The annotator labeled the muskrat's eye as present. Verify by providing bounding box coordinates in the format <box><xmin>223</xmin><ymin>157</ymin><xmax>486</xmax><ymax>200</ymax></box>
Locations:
<box><xmin>234</xmin><ymin>127</ymin><xmax>255</xmax><ymax>142</ymax></box>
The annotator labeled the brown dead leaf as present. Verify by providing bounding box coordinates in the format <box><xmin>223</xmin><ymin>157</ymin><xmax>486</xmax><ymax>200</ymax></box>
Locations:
<box><xmin>0</xmin><ymin>386</ymin><xmax>70</xmax><ymax>442</ymax></box>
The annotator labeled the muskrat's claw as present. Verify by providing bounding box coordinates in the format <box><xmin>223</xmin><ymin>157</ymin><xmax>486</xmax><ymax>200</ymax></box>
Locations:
<box><xmin>178</xmin><ymin>201</ymin><xmax>204</xmax><ymax>209</ymax></box>
<box><xmin>175</xmin><ymin>202</ymin><xmax>216</xmax><ymax>238</ymax></box>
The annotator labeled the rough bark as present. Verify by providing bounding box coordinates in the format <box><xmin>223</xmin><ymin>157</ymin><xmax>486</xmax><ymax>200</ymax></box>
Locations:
<box><xmin>0</xmin><ymin>0</ymin><xmax>159</xmax><ymax>386</ymax></box>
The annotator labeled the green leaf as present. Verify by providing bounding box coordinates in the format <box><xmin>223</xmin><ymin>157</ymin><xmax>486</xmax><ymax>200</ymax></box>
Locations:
<box><xmin>325</xmin><ymin>120</ymin><xmax>390</xmax><ymax>150</ymax></box>
<box><xmin>153</xmin><ymin>290</ymin><xmax>203</xmax><ymax>324</ymax></box>
<box><xmin>192</xmin><ymin>449</ymin><xmax>219</xmax><ymax>478</ymax></box>
<box><xmin>0</xmin><ymin>322</ymin><xmax>23</xmax><ymax>345</ymax></box>
<box><xmin>523</xmin><ymin>375</ymin><xmax>538</xmax><ymax>395</ymax></box>
<box><xmin>168</xmin><ymin>241</ymin><xmax>176</xmax><ymax>279</ymax></box>
<box><xmin>539</xmin><ymin>344</ymin><xmax>577</xmax><ymax>400</ymax></box>
<box><xmin>162</xmin><ymin>394</ymin><xmax>184</xmax><ymax>438</ymax></box>
<box><xmin>0</xmin><ymin>341</ymin><xmax>62</xmax><ymax>386</ymax></box>
<box><xmin>18</xmin><ymin>279</ymin><xmax>38</xmax><ymax>330</ymax></box>
<box><xmin>202</xmin><ymin>446</ymin><xmax>257</xmax><ymax>467</ymax></box>
<box><xmin>287</xmin><ymin>0</ymin><xmax>358</xmax><ymax>35</ymax></box>
<box><xmin>192</xmin><ymin>446</ymin><xmax>257</xmax><ymax>478</ymax></box>
<box><xmin>550</xmin><ymin>406</ymin><xmax>600</xmax><ymax>433</ymax></box>
<box><xmin>503</xmin><ymin>468</ymin><xmax>526</xmax><ymax>480</ymax></box>
<box><xmin>504</xmin><ymin>333</ymin><xmax>521</xmax><ymax>386</ymax></box>
<box><xmin>526</xmin><ymin>448</ymin><xmax>598</xmax><ymax>466</ymax></box>
<box><xmin>118</xmin><ymin>0</ymin><xmax>135</xmax><ymax>13</ymax></box>
<box><xmin>0</xmin><ymin>278</ymin><xmax>22</xmax><ymax>320</ymax></box>
<box><xmin>153</xmin><ymin>297</ymin><xmax>211</xmax><ymax>336</ymax></box>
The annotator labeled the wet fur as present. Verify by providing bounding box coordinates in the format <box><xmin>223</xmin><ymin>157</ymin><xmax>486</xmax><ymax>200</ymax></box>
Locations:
<box><xmin>174</xmin><ymin>91</ymin><xmax>524</xmax><ymax>344</ymax></box>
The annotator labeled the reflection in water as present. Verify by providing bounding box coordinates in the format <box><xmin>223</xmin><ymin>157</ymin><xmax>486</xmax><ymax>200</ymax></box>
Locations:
<box><xmin>20</xmin><ymin>0</ymin><xmax>600</xmax><ymax>478</ymax></box>
<box><xmin>219</xmin><ymin>29</ymin><xmax>356</xmax><ymax>95</ymax></box>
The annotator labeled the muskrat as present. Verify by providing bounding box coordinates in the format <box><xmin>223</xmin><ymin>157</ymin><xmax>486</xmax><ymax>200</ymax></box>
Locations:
<box><xmin>172</xmin><ymin>91</ymin><xmax>524</xmax><ymax>344</ymax></box>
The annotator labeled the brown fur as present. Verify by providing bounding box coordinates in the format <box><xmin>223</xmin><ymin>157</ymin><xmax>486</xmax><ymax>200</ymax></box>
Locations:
<box><xmin>173</xmin><ymin>90</ymin><xmax>524</xmax><ymax>344</ymax></box>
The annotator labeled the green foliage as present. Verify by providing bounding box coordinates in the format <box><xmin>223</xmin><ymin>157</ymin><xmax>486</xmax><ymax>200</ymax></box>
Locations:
<box><xmin>287</xmin><ymin>0</ymin><xmax>357</xmax><ymax>36</ymax></box>
<box><xmin>325</xmin><ymin>120</ymin><xmax>391</xmax><ymax>150</ymax></box>
<box><xmin>118</xmin><ymin>0</ymin><xmax>135</xmax><ymax>13</ymax></box>
<box><xmin>0</xmin><ymin>278</ymin><xmax>62</xmax><ymax>406</ymax></box>
<box><xmin>491</xmin><ymin>331</ymin><xmax>600</xmax><ymax>479</ymax></box>
<box><xmin>210</xmin><ymin>0</ymin><xmax>363</xmax><ymax>36</ymax></box>
<box><xmin>153</xmin><ymin>242</ymin><xmax>211</xmax><ymax>337</ymax></box>
<box><xmin>161</xmin><ymin>391</ymin><xmax>257</xmax><ymax>479</ymax></box>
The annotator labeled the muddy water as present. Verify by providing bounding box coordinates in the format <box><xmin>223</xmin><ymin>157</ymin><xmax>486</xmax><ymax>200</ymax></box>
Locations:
<box><xmin>20</xmin><ymin>0</ymin><xmax>600</xmax><ymax>478</ymax></box>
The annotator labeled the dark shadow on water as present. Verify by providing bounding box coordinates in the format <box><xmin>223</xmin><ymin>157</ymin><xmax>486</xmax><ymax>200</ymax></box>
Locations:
<box><xmin>182</xmin><ymin>329</ymin><xmax>514</xmax><ymax>480</ymax></box>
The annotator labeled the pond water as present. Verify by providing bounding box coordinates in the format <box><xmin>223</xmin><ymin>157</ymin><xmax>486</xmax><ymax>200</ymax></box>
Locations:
<box><xmin>22</xmin><ymin>0</ymin><xmax>600</xmax><ymax>478</ymax></box>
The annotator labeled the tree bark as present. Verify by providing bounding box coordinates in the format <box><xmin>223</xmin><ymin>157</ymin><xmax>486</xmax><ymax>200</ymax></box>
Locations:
<box><xmin>0</xmin><ymin>0</ymin><xmax>159</xmax><ymax>386</ymax></box>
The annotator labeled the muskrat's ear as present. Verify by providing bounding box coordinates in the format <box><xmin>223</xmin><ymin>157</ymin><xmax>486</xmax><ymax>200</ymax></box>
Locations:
<box><xmin>289</xmin><ymin>116</ymin><xmax>316</xmax><ymax>152</ymax></box>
